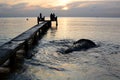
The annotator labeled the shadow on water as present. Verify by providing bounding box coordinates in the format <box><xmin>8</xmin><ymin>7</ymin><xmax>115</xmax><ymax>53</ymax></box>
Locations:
<box><xmin>26</xmin><ymin>60</ymin><xmax>66</xmax><ymax>71</ymax></box>
<box><xmin>0</xmin><ymin>51</ymin><xmax>26</xmax><ymax>80</ymax></box>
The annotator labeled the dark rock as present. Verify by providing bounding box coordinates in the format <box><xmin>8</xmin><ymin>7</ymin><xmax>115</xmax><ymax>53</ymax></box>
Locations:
<box><xmin>64</xmin><ymin>39</ymin><xmax>97</xmax><ymax>54</ymax></box>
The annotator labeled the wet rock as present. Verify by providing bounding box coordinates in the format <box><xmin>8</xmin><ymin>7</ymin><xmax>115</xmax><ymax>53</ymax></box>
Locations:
<box><xmin>64</xmin><ymin>39</ymin><xmax>97</xmax><ymax>54</ymax></box>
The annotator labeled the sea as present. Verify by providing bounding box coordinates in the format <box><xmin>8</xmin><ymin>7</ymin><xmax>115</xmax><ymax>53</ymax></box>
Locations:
<box><xmin>0</xmin><ymin>17</ymin><xmax>120</xmax><ymax>80</ymax></box>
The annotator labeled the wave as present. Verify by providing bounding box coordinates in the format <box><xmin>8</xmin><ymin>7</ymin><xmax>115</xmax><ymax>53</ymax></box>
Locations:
<box><xmin>8</xmin><ymin>39</ymin><xmax>120</xmax><ymax>80</ymax></box>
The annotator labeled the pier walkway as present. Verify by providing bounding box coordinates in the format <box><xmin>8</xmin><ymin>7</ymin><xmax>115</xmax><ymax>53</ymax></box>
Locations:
<box><xmin>0</xmin><ymin>13</ymin><xmax>57</xmax><ymax>67</ymax></box>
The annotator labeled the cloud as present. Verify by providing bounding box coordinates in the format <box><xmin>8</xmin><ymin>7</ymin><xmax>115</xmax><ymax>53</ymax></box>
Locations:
<box><xmin>54</xmin><ymin>1</ymin><xmax>120</xmax><ymax>17</ymax></box>
<box><xmin>0</xmin><ymin>1</ymin><xmax>120</xmax><ymax>17</ymax></box>
<box><xmin>0</xmin><ymin>3</ymin><xmax>55</xmax><ymax>17</ymax></box>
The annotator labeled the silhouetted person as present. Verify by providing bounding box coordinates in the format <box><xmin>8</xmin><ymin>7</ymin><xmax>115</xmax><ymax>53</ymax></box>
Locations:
<box><xmin>37</xmin><ymin>16</ymin><xmax>39</xmax><ymax>24</ymax></box>
<box><xmin>50</xmin><ymin>13</ymin><xmax>58</xmax><ymax>26</ymax></box>
<box><xmin>40</xmin><ymin>13</ymin><xmax>42</xmax><ymax>19</ymax></box>
<box><xmin>50</xmin><ymin>13</ymin><xmax>53</xmax><ymax>21</ymax></box>
<box><xmin>53</xmin><ymin>13</ymin><xmax>55</xmax><ymax>20</ymax></box>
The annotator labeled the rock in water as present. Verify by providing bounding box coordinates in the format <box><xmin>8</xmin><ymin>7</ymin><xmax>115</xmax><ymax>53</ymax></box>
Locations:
<box><xmin>64</xmin><ymin>39</ymin><xmax>97</xmax><ymax>54</ymax></box>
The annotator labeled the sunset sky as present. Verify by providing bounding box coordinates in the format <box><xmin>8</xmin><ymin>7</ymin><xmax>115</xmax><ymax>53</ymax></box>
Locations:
<box><xmin>0</xmin><ymin>0</ymin><xmax>120</xmax><ymax>17</ymax></box>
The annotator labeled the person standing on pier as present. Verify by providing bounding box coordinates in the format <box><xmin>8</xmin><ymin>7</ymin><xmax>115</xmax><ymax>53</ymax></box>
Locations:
<box><xmin>40</xmin><ymin>13</ymin><xmax>42</xmax><ymax>19</ymax></box>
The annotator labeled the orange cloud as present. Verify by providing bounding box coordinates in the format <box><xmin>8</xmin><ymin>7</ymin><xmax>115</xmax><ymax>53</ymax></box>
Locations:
<box><xmin>0</xmin><ymin>0</ymin><xmax>118</xmax><ymax>11</ymax></box>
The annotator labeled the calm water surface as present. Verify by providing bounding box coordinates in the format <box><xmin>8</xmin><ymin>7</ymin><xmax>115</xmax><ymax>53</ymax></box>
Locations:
<box><xmin>0</xmin><ymin>17</ymin><xmax>36</xmax><ymax>45</ymax></box>
<box><xmin>0</xmin><ymin>17</ymin><xmax>120</xmax><ymax>80</ymax></box>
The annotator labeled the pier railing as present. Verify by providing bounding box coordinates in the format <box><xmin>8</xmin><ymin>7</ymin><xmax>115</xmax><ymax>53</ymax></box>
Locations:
<box><xmin>0</xmin><ymin>21</ymin><xmax>51</xmax><ymax>67</ymax></box>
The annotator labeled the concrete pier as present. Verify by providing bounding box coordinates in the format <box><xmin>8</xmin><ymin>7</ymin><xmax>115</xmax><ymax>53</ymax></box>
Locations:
<box><xmin>0</xmin><ymin>20</ymin><xmax>52</xmax><ymax>67</ymax></box>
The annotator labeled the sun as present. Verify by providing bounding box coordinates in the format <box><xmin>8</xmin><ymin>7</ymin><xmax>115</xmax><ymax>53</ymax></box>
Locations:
<box><xmin>57</xmin><ymin>0</ymin><xmax>70</xmax><ymax>6</ymax></box>
<box><xmin>62</xmin><ymin>7</ymin><xmax>69</xmax><ymax>10</ymax></box>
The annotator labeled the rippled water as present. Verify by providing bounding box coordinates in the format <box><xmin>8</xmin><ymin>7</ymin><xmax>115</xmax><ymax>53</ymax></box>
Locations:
<box><xmin>0</xmin><ymin>17</ymin><xmax>120</xmax><ymax>80</ymax></box>
<box><xmin>0</xmin><ymin>17</ymin><xmax>36</xmax><ymax>45</ymax></box>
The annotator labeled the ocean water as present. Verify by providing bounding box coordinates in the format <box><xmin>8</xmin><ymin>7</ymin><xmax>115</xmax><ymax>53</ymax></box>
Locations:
<box><xmin>0</xmin><ymin>17</ymin><xmax>120</xmax><ymax>80</ymax></box>
<box><xmin>0</xmin><ymin>17</ymin><xmax>36</xmax><ymax>46</ymax></box>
